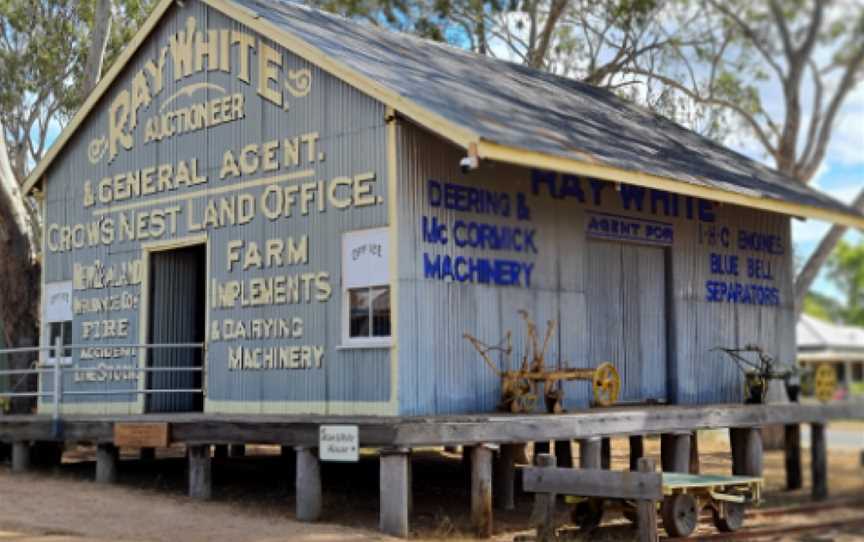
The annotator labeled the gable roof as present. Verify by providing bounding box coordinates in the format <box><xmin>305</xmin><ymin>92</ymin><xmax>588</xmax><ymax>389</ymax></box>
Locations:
<box><xmin>798</xmin><ymin>314</ymin><xmax>864</xmax><ymax>352</ymax></box>
<box><xmin>23</xmin><ymin>0</ymin><xmax>864</xmax><ymax>230</ymax></box>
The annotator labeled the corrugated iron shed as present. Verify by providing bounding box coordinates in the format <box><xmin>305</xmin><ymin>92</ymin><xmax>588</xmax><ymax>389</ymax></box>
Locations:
<box><xmin>23</xmin><ymin>0</ymin><xmax>864</xmax><ymax>230</ymax></box>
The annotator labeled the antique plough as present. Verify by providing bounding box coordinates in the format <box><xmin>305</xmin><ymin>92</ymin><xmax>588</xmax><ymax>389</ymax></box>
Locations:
<box><xmin>464</xmin><ymin>311</ymin><xmax>620</xmax><ymax>413</ymax></box>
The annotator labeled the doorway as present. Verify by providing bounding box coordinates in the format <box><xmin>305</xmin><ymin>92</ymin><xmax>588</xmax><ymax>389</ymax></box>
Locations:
<box><xmin>146</xmin><ymin>244</ymin><xmax>206</xmax><ymax>413</ymax></box>
<box><xmin>585</xmin><ymin>241</ymin><xmax>668</xmax><ymax>403</ymax></box>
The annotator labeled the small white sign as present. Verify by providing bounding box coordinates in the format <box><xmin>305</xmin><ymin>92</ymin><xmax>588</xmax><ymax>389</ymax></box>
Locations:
<box><xmin>45</xmin><ymin>281</ymin><xmax>73</xmax><ymax>322</ymax></box>
<box><xmin>342</xmin><ymin>228</ymin><xmax>389</xmax><ymax>289</ymax></box>
<box><xmin>319</xmin><ymin>425</ymin><xmax>359</xmax><ymax>462</ymax></box>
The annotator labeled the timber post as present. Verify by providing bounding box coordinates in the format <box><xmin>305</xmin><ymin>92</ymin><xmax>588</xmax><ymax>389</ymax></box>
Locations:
<box><xmin>188</xmin><ymin>444</ymin><xmax>212</xmax><ymax>500</ymax></box>
<box><xmin>661</xmin><ymin>432</ymin><xmax>690</xmax><ymax>473</ymax></box>
<box><xmin>578</xmin><ymin>437</ymin><xmax>601</xmax><ymax>469</ymax></box>
<box><xmin>629</xmin><ymin>435</ymin><xmax>645</xmax><ymax>471</ymax></box>
<box><xmin>530</xmin><ymin>453</ymin><xmax>557</xmax><ymax>542</ymax></box>
<box><xmin>689</xmin><ymin>431</ymin><xmax>700</xmax><ymax>474</ymax></box>
<box><xmin>743</xmin><ymin>427</ymin><xmax>763</xmax><ymax>476</ymax></box>
<box><xmin>494</xmin><ymin>443</ymin><xmax>517</xmax><ymax>511</ymax></box>
<box><xmin>534</xmin><ymin>440</ymin><xmax>550</xmax><ymax>463</ymax></box>
<box><xmin>811</xmin><ymin>423</ymin><xmax>828</xmax><ymax>501</ymax></box>
<box><xmin>379</xmin><ymin>447</ymin><xmax>412</xmax><ymax>538</ymax></box>
<box><xmin>213</xmin><ymin>444</ymin><xmax>228</xmax><ymax>459</ymax></box>
<box><xmin>471</xmin><ymin>444</ymin><xmax>494</xmax><ymax>538</ymax></box>
<box><xmin>554</xmin><ymin>439</ymin><xmax>573</xmax><ymax>468</ymax></box>
<box><xmin>601</xmin><ymin>437</ymin><xmax>611</xmax><ymax>470</ymax></box>
<box><xmin>731</xmin><ymin>427</ymin><xmax>763</xmax><ymax>476</ymax></box>
<box><xmin>636</xmin><ymin>457</ymin><xmax>659</xmax><ymax>542</ymax></box>
<box><xmin>785</xmin><ymin>424</ymin><xmax>802</xmax><ymax>490</ymax></box>
<box><xmin>95</xmin><ymin>443</ymin><xmax>119</xmax><ymax>484</ymax></box>
<box><xmin>295</xmin><ymin>446</ymin><xmax>322</xmax><ymax>521</ymax></box>
<box><xmin>11</xmin><ymin>441</ymin><xmax>30</xmax><ymax>474</ymax></box>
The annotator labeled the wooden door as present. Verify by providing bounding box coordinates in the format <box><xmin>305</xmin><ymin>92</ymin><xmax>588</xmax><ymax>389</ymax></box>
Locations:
<box><xmin>586</xmin><ymin>241</ymin><xmax>668</xmax><ymax>403</ymax></box>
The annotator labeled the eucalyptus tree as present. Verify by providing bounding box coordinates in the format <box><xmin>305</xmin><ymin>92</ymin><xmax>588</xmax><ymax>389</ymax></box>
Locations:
<box><xmin>0</xmin><ymin>0</ymin><xmax>154</xmax><ymax>408</ymax></box>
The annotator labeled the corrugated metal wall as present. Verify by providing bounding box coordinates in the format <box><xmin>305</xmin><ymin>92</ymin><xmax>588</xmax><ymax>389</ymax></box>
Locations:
<box><xmin>148</xmin><ymin>247</ymin><xmax>205</xmax><ymax>412</ymax></box>
<box><xmin>39</xmin><ymin>1</ymin><xmax>392</xmax><ymax>415</ymax></box>
<box><xmin>395</xmin><ymin>122</ymin><xmax>796</xmax><ymax>415</ymax></box>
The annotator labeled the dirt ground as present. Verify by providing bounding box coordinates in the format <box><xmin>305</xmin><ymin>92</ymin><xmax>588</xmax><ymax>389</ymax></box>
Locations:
<box><xmin>0</xmin><ymin>431</ymin><xmax>862</xmax><ymax>541</ymax></box>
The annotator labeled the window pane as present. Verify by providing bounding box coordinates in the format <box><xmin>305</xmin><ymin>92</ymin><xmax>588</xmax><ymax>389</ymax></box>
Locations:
<box><xmin>62</xmin><ymin>321</ymin><xmax>72</xmax><ymax>357</ymax></box>
<box><xmin>370</xmin><ymin>287</ymin><xmax>391</xmax><ymax>337</ymax></box>
<box><xmin>349</xmin><ymin>289</ymin><xmax>370</xmax><ymax>338</ymax></box>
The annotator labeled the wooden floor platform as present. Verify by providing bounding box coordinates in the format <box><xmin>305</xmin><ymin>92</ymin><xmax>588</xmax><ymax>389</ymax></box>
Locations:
<box><xmin>1</xmin><ymin>402</ymin><xmax>862</xmax><ymax>540</ymax></box>
<box><xmin>0</xmin><ymin>402</ymin><xmax>861</xmax><ymax>446</ymax></box>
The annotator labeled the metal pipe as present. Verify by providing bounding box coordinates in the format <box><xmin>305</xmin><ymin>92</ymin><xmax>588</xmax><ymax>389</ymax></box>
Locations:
<box><xmin>62</xmin><ymin>389</ymin><xmax>203</xmax><ymax>396</ymax></box>
<box><xmin>0</xmin><ymin>343</ymin><xmax>205</xmax><ymax>355</ymax></box>
<box><xmin>52</xmin><ymin>337</ymin><xmax>62</xmax><ymax>431</ymax></box>
<box><xmin>0</xmin><ymin>369</ymin><xmax>52</xmax><ymax>375</ymax></box>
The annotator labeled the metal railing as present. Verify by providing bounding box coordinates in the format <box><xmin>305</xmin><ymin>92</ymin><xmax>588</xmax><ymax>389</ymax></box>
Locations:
<box><xmin>0</xmin><ymin>339</ymin><xmax>205</xmax><ymax>429</ymax></box>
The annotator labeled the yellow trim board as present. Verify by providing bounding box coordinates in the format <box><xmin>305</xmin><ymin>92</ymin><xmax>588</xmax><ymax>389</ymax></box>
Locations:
<box><xmin>476</xmin><ymin>141</ymin><xmax>864</xmax><ymax>230</ymax></box>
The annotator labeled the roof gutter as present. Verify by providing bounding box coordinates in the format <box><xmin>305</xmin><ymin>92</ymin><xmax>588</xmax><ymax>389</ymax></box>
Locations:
<box><xmin>474</xmin><ymin>140</ymin><xmax>864</xmax><ymax>230</ymax></box>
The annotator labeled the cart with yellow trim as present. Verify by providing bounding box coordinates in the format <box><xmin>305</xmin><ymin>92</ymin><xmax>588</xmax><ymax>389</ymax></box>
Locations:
<box><xmin>567</xmin><ymin>472</ymin><xmax>762</xmax><ymax>537</ymax></box>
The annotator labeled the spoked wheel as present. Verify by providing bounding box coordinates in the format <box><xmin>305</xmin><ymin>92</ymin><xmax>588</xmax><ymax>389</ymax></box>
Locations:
<box><xmin>712</xmin><ymin>502</ymin><xmax>745</xmax><ymax>532</ymax></box>
<box><xmin>662</xmin><ymin>493</ymin><xmax>698</xmax><ymax>538</ymax></box>
<box><xmin>571</xmin><ymin>498</ymin><xmax>605</xmax><ymax>532</ymax></box>
<box><xmin>592</xmin><ymin>362</ymin><xmax>620</xmax><ymax>407</ymax></box>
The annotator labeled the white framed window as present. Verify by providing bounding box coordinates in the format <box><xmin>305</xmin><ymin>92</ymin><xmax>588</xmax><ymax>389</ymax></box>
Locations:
<box><xmin>341</xmin><ymin>228</ymin><xmax>391</xmax><ymax>347</ymax></box>
<box><xmin>44</xmin><ymin>281</ymin><xmax>73</xmax><ymax>365</ymax></box>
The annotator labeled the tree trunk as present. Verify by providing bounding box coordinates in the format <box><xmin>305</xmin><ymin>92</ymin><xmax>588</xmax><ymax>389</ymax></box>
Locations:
<box><xmin>82</xmin><ymin>0</ymin><xmax>114</xmax><ymax>95</ymax></box>
<box><xmin>794</xmin><ymin>187</ymin><xmax>864</xmax><ymax>314</ymax></box>
<box><xmin>0</xmin><ymin>120</ymin><xmax>40</xmax><ymax>413</ymax></box>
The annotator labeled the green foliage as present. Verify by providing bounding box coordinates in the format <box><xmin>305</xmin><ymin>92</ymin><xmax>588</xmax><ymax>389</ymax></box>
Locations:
<box><xmin>802</xmin><ymin>291</ymin><xmax>844</xmax><ymax>323</ymax></box>
<box><xmin>827</xmin><ymin>240</ymin><xmax>864</xmax><ymax>325</ymax></box>
<box><xmin>0</xmin><ymin>0</ymin><xmax>156</xmax><ymax>176</ymax></box>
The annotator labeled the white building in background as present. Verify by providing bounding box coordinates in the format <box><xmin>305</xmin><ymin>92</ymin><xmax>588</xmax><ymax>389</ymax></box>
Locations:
<box><xmin>798</xmin><ymin>314</ymin><xmax>864</xmax><ymax>398</ymax></box>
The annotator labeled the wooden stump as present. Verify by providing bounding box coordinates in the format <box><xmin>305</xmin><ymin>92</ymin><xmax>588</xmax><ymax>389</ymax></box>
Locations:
<box><xmin>554</xmin><ymin>440</ymin><xmax>573</xmax><ymax>468</ymax></box>
<box><xmin>471</xmin><ymin>445</ymin><xmax>493</xmax><ymax>538</ymax></box>
<box><xmin>188</xmin><ymin>444</ymin><xmax>212</xmax><ymax>500</ymax></box>
<box><xmin>531</xmin><ymin>453</ymin><xmax>557</xmax><ymax>542</ymax></box>
<box><xmin>96</xmin><ymin>443</ymin><xmax>118</xmax><ymax>484</ymax></box>
<box><xmin>784</xmin><ymin>424</ymin><xmax>802</xmax><ymax>490</ymax></box>
<box><xmin>380</xmin><ymin>448</ymin><xmax>411</xmax><ymax>537</ymax></box>
<box><xmin>601</xmin><ymin>437</ymin><xmax>611</xmax><ymax>470</ymax></box>
<box><xmin>296</xmin><ymin>446</ymin><xmax>322</xmax><ymax>521</ymax></box>
<box><xmin>661</xmin><ymin>433</ymin><xmax>690</xmax><ymax>473</ymax></box>
<box><xmin>579</xmin><ymin>437</ymin><xmax>602</xmax><ymax>469</ymax></box>
<box><xmin>636</xmin><ymin>457</ymin><xmax>659</xmax><ymax>542</ymax></box>
<box><xmin>629</xmin><ymin>435</ymin><xmax>645</xmax><ymax>471</ymax></box>
<box><xmin>11</xmin><ymin>442</ymin><xmax>30</xmax><ymax>474</ymax></box>
<box><xmin>731</xmin><ymin>427</ymin><xmax>762</xmax><ymax>476</ymax></box>
<box><xmin>689</xmin><ymin>431</ymin><xmax>700</xmax><ymax>474</ymax></box>
<box><xmin>494</xmin><ymin>444</ymin><xmax>516</xmax><ymax>511</ymax></box>
<box><xmin>811</xmin><ymin>423</ymin><xmax>828</xmax><ymax>501</ymax></box>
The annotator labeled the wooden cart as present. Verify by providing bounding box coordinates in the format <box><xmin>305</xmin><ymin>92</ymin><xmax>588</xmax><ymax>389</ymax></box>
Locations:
<box><xmin>567</xmin><ymin>472</ymin><xmax>763</xmax><ymax>537</ymax></box>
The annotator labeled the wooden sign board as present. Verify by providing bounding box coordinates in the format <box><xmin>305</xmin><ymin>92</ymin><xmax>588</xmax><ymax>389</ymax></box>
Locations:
<box><xmin>114</xmin><ymin>423</ymin><xmax>170</xmax><ymax>448</ymax></box>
